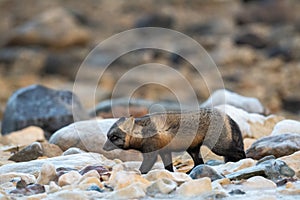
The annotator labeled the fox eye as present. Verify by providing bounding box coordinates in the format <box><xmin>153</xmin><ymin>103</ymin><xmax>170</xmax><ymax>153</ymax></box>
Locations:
<box><xmin>110</xmin><ymin>135</ymin><xmax>118</xmax><ymax>141</ymax></box>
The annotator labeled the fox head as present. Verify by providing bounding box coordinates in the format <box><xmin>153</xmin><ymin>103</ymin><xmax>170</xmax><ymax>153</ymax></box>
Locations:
<box><xmin>103</xmin><ymin>116</ymin><xmax>135</xmax><ymax>151</ymax></box>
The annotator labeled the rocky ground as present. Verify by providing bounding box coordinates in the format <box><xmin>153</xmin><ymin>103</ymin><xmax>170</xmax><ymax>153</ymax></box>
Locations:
<box><xmin>1</xmin><ymin>0</ymin><xmax>300</xmax><ymax>199</ymax></box>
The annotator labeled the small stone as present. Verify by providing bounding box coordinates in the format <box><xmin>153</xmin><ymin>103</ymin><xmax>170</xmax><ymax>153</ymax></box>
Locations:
<box><xmin>242</xmin><ymin>176</ymin><xmax>277</xmax><ymax>190</ymax></box>
<box><xmin>0</xmin><ymin>172</ymin><xmax>36</xmax><ymax>185</ymax></box>
<box><xmin>244</xmin><ymin>138</ymin><xmax>256</xmax><ymax>151</ymax></box>
<box><xmin>58</xmin><ymin>171</ymin><xmax>82</xmax><ymax>187</ymax></box>
<box><xmin>189</xmin><ymin>164</ymin><xmax>224</xmax><ymax>181</ymax></box>
<box><xmin>48</xmin><ymin>181</ymin><xmax>61</xmax><ymax>193</ymax></box>
<box><xmin>279</xmin><ymin>151</ymin><xmax>300</xmax><ymax>178</ymax></box>
<box><xmin>108</xmin><ymin>170</ymin><xmax>150</xmax><ymax>190</ymax></box>
<box><xmin>80</xmin><ymin>165</ymin><xmax>110</xmax><ymax>182</ymax></box>
<box><xmin>143</xmin><ymin>169</ymin><xmax>191</xmax><ymax>183</ymax></box>
<box><xmin>10</xmin><ymin>184</ymin><xmax>45</xmax><ymax>196</ymax></box>
<box><xmin>213</xmin><ymin>158</ymin><xmax>256</xmax><ymax>175</ymax></box>
<box><xmin>79</xmin><ymin>170</ymin><xmax>100</xmax><ymax>182</ymax></box>
<box><xmin>86</xmin><ymin>185</ymin><xmax>104</xmax><ymax>193</ymax></box>
<box><xmin>177</xmin><ymin>177</ymin><xmax>212</xmax><ymax>197</ymax></box>
<box><xmin>229</xmin><ymin>189</ymin><xmax>246</xmax><ymax>195</ymax></box>
<box><xmin>234</xmin><ymin>32</ymin><xmax>269</xmax><ymax>49</ymax></box>
<box><xmin>205</xmin><ymin>160</ymin><xmax>224</xmax><ymax>166</ymax></box>
<box><xmin>1</xmin><ymin>126</ymin><xmax>45</xmax><ymax>146</ymax></box>
<box><xmin>109</xmin><ymin>182</ymin><xmax>146</xmax><ymax>199</ymax></box>
<box><xmin>41</xmin><ymin>143</ymin><xmax>63</xmax><ymax>158</ymax></box>
<box><xmin>146</xmin><ymin>178</ymin><xmax>177</xmax><ymax>196</ymax></box>
<box><xmin>37</xmin><ymin>163</ymin><xmax>57</xmax><ymax>185</ymax></box>
<box><xmin>8</xmin><ymin>142</ymin><xmax>43</xmax><ymax>162</ymax></box>
<box><xmin>246</xmin><ymin>133</ymin><xmax>300</xmax><ymax>159</ymax></box>
<box><xmin>63</xmin><ymin>147</ymin><xmax>86</xmax><ymax>156</ymax></box>
<box><xmin>271</xmin><ymin>119</ymin><xmax>300</xmax><ymax>135</ymax></box>
<box><xmin>79</xmin><ymin>177</ymin><xmax>104</xmax><ymax>189</ymax></box>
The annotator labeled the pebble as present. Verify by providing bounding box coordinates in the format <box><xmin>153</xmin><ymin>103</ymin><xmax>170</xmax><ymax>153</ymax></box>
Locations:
<box><xmin>189</xmin><ymin>164</ymin><xmax>224</xmax><ymax>181</ymax></box>
<box><xmin>41</xmin><ymin>142</ymin><xmax>63</xmax><ymax>158</ymax></box>
<box><xmin>215</xmin><ymin>104</ymin><xmax>283</xmax><ymax>139</ymax></box>
<box><xmin>49</xmin><ymin>119</ymin><xmax>142</xmax><ymax>161</ymax></box>
<box><xmin>109</xmin><ymin>182</ymin><xmax>146</xmax><ymax>200</ymax></box>
<box><xmin>246</xmin><ymin>133</ymin><xmax>300</xmax><ymax>159</ymax></box>
<box><xmin>8</xmin><ymin>142</ymin><xmax>43</xmax><ymax>162</ymax></box>
<box><xmin>201</xmin><ymin>89</ymin><xmax>265</xmax><ymax>114</ymax></box>
<box><xmin>242</xmin><ymin>176</ymin><xmax>277</xmax><ymax>190</ymax></box>
<box><xmin>78</xmin><ymin>170</ymin><xmax>100</xmax><ymax>182</ymax></box>
<box><xmin>10</xmin><ymin>184</ymin><xmax>45</xmax><ymax>196</ymax></box>
<box><xmin>1</xmin><ymin>84</ymin><xmax>88</xmax><ymax>139</ymax></box>
<box><xmin>0</xmin><ymin>172</ymin><xmax>36</xmax><ymax>185</ymax></box>
<box><xmin>271</xmin><ymin>119</ymin><xmax>300</xmax><ymax>135</ymax></box>
<box><xmin>213</xmin><ymin>158</ymin><xmax>256</xmax><ymax>175</ymax></box>
<box><xmin>0</xmin><ymin>126</ymin><xmax>45</xmax><ymax>146</ymax></box>
<box><xmin>143</xmin><ymin>169</ymin><xmax>191</xmax><ymax>183</ymax></box>
<box><xmin>48</xmin><ymin>181</ymin><xmax>61</xmax><ymax>194</ymax></box>
<box><xmin>36</xmin><ymin>163</ymin><xmax>57</xmax><ymax>185</ymax></box>
<box><xmin>279</xmin><ymin>151</ymin><xmax>300</xmax><ymax>178</ymax></box>
<box><xmin>78</xmin><ymin>177</ymin><xmax>103</xmax><ymax>190</ymax></box>
<box><xmin>86</xmin><ymin>185</ymin><xmax>104</xmax><ymax>193</ymax></box>
<box><xmin>58</xmin><ymin>170</ymin><xmax>82</xmax><ymax>187</ymax></box>
<box><xmin>177</xmin><ymin>177</ymin><xmax>212</xmax><ymax>197</ymax></box>
<box><xmin>6</xmin><ymin>7</ymin><xmax>90</xmax><ymax>48</ymax></box>
<box><xmin>62</xmin><ymin>147</ymin><xmax>86</xmax><ymax>156</ymax></box>
<box><xmin>146</xmin><ymin>178</ymin><xmax>177</xmax><ymax>196</ymax></box>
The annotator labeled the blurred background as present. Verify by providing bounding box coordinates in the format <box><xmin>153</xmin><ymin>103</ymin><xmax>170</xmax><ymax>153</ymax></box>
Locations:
<box><xmin>0</xmin><ymin>0</ymin><xmax>300</xmax><ymax>121</ymax></box>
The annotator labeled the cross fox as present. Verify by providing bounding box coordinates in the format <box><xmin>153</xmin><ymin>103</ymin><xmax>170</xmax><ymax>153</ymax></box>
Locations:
<box><xmin>103</xmin><ymin>109</ymin><xmax>246</xmax><ymax>174</ymax></box>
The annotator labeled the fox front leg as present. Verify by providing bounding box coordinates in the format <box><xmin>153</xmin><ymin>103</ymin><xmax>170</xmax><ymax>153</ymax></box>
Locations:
<box><xmin>139</xmin><ymin>152</ymin><xmax>158</xmax><ymax>174</ymax></box>
<box><xmin>159</xmin><ymin>151</ymin><xmax>174</xmax><ymax>172</ymax></box>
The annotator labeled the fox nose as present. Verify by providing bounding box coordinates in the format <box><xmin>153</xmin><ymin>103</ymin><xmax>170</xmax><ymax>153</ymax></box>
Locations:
<box><xmin>103</xmin><ymin>140</ymin><xmax>117</xmax><ymax>151</ymax></box>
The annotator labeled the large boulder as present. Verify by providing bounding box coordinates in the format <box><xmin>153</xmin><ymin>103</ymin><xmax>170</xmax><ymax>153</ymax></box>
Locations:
<box><xmin>6</xmin><ymin>7</ymin><xmax>90</xmax><ymax>48</ymax></box>
<box><xmin>49</xmin><ymin>119</ymin><xmax>142</xmax><ymax>162</ymax></box>
<box><xmin>1</xmin><ymin>84</ymin><xmax>88</xmax><ymax>138</ymax></box>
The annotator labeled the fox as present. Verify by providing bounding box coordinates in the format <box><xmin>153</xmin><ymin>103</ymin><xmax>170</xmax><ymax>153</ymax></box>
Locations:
<box><xmin>103</xmin><ymin>109</ymin><xmax>246</xmax><ymax>174</ymax></box>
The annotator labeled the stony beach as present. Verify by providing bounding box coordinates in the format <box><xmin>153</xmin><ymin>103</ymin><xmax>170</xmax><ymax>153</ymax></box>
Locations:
<box><xmin>1</xmin><ymin>0</ymin><xmax>300</xmax><ymax>199</ymax></box>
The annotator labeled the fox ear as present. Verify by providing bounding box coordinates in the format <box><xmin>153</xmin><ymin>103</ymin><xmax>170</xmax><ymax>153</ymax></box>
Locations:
<box><xmin>119</xmin><ymin>116</ymin><xmax>135</xmax><ymax>133</ymax></box>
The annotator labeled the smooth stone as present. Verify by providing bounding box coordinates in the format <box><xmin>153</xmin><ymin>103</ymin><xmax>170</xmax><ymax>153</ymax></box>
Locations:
<box><xmin>10</xmin><ymin>184</ymin><xmax>45</xmax><ymax>196</ymax></box>
<box><xmin>79</xmin><ymin>165</ymin><xmax>109</xmax><ymax>176</ymax></box>
<box><xmin>279</xmin><ymin>151</ymin><xmax>300</xmax><ymax>178</ymax></box>
<box><xmin>143</xmin><ymin>169</ymin><xmax>191</xmax><ymax>183</ymax></box>
<box><xmin>58</xmin><ymin>171</ymin><xmax>82</xmax><ymax>187</ymax></box>
<box><xmin>78</xmin><ymin>177</ymin><xmax>103</xmax><ymax>189</ymax></box>
<box><xmin>271</xmin><ymin>120</ymin><xmax>300</xmax><ymax>135</ymax></box>
<box><xmin>215</xmin><ymin>105</ymin><xmax>283</xmax><ymax>139</ymax></box>
<box><xmin>146</xmin><ymin>178</ymin><xmax>177</xmax><ymax>196</ymax></box>
<box><xmin>63</xmin><ymin>147</ymin><xmax>86</xmax><ymax>156</ymax></box>
<box><xmin>108</xmin><ymin>170</ymin><xmax>150</xmax><ymax>190</ymax></box>
<box><xmin>86</xmin><ymin>185</ymin><xmax>104</xmax><ymax>193</ymax></box>
<box><xmin>201</xmin><ymin>89</ymin><xmax>265</xmax><ymax>114</ymax></box>
<box><xmin>229</xmin><ymin>189</ymin><xmax>246</xmax><ymax>195</ymax></box>
<box><xmin>177</xmin><ymin>177</ymin><xmax>212</xmax><ymax>197</ymax></box>
<box><xmin>49</xmin><ymin>119</ymin><xmax>142</xmax><ymax>162</ymax></box>
<box><xmin>1</xmin><ymin>84</ymin><xmax>88</xmax><ymax>138</ymax></box>
<box><xmin>48</xmin><ymin>181</ymin><xmax>61</xmax><ymax>193</ymax></box>
<box><xmin>242</xmin><ymin>176</ymin><xmax>277</xmax><ymax>190</ymax></box>
<box><xmin>41</xmin><ymin>143</ymin><xmax>63</xmax><ymax>158</ymax></box>
<box><xmin>234</xmin><ymin>32</ymin><xmax>269</xmax><ymax>49</ymax></box>
<box><xmin>246</xmin><ymin>133</ymin><xmax>300</xmax><ymax>159</ymax></box>
<box><xmin>0</xmin><ymin>172</ymin><xmax>36</xmax><ymax>185</ymax></box>
<box><xmin>8</xmin><ymin>142</ymin><xmax>43</xmax><ymax>162</ymax></box>
<box><xmin>37</xmin><ymin>163</ymin><xmax>57</xmax><ymax>185</ymax></box>
<box><xmin>79</xmin><ymin>170</ymin><xmax>100</xmax><ymax>182</ymax></box>
<box><xmin>6</xmin><ymin>7</ymin><xmax>90</xmax><ymax>48</ymax></box>
<box><xmin>279</xmin><ymin>181</ymin><xmax>300</xmax><ymax>195</ymax></box>
<box><xmin>0</xmin><ymin>153</ymin><xmax>116</xmax><ymax>175</ymax></box>
<box><xmin>213</xmin><ymin>158</ymin><xmax>256</xmax><ymax>175</ymax></box>
<box><xmin>244</xmin><ymin>138</ymin><xmax>257</xmax><ymax>151</ymax></box>
<box><xmin>109</xmin><ymin>182</ymin><xmax>146</xmax><ymax>200</ymax></box>
<box><xmin>189</xmin><ymin>164</ymin><xmax>224</xmax><ymax>181</ymax></box>
<box><xmin>0</xmin><ymin>126</ymin><xmax>45</xmax><ymax>146</ymax></box>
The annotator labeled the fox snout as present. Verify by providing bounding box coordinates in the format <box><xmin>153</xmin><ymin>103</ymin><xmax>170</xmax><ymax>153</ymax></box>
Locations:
<box><xmin>103</xmin><ymin>140</ymin><xmax>118</xmax><ymax>151</ymax></box>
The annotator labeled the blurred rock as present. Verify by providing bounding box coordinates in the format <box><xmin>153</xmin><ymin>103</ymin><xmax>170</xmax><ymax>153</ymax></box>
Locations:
<box><xmin>1</xmin><ymin>84</ymin><xmax>89</xmax><ymax>138</ymax></box>
<box><xmin>235</xmin><ymin>32</ymin><xmax>269</xmax><ymax>49</ymax></box>
<box><xmin>86</xmin><ymin>184</ymin><xmax>104</xmax><ymax>193</ymax></box>
<box><xmin>279</xmin><ymin>151</ymin><xmax>300</xmax><ymax>178</ymax></box>
<box><xmin>202</xmin><ymin>89</ymin><xmax>265</xmax><ymax>114</ymax></box>
<box><xmin>271</xmin><ymin>119</ymin><xmax>300</xmax><ymax>135</ymax></box>
<box><xmin>58</xmin><ymin>170</ymin><xmax>82</xmax><ymax>187</ymax></box>
<box><xmin>37</xmin><ymin>163</ymin><xmax>57</xmax><ymax>185</ymax></box>
<box><xmin>1</xmin><ymin>126</ymin><xmax>45</xmax><ymax>146</ymax></box>
<box><xmin>282</xmin><ymin>96</ymin><xmax>300</xmax><ymax>114</ymax></box>
<box><xmin>49</xmin><ymin>119</ymin><xmax>142</xmax><ymax>161</ymax></box>
<box><xmin>143</xmin><ymin>169</ymin><xmax>191</xmax><ymax>184</ymax></box>
<box><xmin>63</xmin><ymin>147</ymin><xmax>86</xmax><ymax>156</ymax></box>
<box><xmin>246</xmin><ymin>133</ymin><xmax>300</xmax><ymax>159</ymax></box>
<box><xmin>0</xmin><ymin>153</ymin><xmax>116</xmax><ymax>175</ymax></box>
<box><xmin>79</xmin><ymin>165</ymin><xmax>109</xmax><ymax>179</ymax></box>
<box><xmin>48</xmin><ymin>181</ymin><xmax>61</xmax><ymax>194</ymax></box>
<box><xmin>146</xmin><ymin>178</ymin><xmax>177</xmax><ymax>196</ymax></box>
<box><xmin>177</xmin><ymin>177</ymin><xmax>212</xmax><ymax>197</ymax></box>
<box><xmin>268</xmin><ymin>46</ymin><xmax>293</xmax><ymax>62</ymax></box>
<box><xmin>10</xmin><ymin>184</ymin><xmax>45</xmax><ymax>196</ymax></box>
<box><xmin>41</xmin><ymin>142</ymin><xmax>63</xmax><ymax>157</ymax></box>
<box><xmin>6</xmin><ymin>8</ymin><xmax>90</xmax><ymax>48</ymax></box>
<box><xmin>0</xmin><ymin>172</ymin><xmax>36</xmax><ymax>185</ymax></box>
<box><xmin>242</xmin><ymin>176</ymin><xmax>276</xmax><ymax>190</ymax></box>
<box><xmin>216</xmin><ymin>105</ymin><xmax>283</xmax><ymax>139</ymax></box>
<box><xmin>8</xmin><ymin>142</ymin><xmax>43</xmax><ymax>162</ymax></box>
<box><xmin>244</xmin><ymin>138</ymin><xmax>256</xmax><ymax>151</ymax></box>
<box><xmin>213</xmin><ymin>158</ymin><xmax>256</xmax><ymax>176</ymax></box>
<box><xmin>189</xmin><ymin>164</ymin><xmax>224</xmax><ymax>181</ymax></box>
<box><xmin>109</xmin><ymin>182</ymin><xmax>146</xmax><ymax>199</ymax></box>
<box><xmin>134</xmin><ymin>13</ymin><xmax>174</xmax><ymax>28</ymax></box>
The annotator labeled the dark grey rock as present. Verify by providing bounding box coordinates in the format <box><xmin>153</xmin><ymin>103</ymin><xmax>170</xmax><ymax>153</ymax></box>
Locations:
<box><xmin>10</xmin><ymin>184</ymin><xmax>45</xmax><ymax>196</ymax></box>
<box><xmin>226</xmin><ymin>157</ymin><xmax>295</xmax><ymax>181</ymax></box>
<box><xmin>1</xmin><ymin>84</ymin><xmax>88</xmax><ymax>138</ymax></box>
<box><xmin>246</xmin><ymin>133</ymin><xmax>300</xmax><ymax>160</ymax></box>
<box><xmin>234</xmin><ymin>33</ymin><xmax>269</xmax><ymax>49</ymax></box>
<box><xmin>189</xmin><ymin>164</ymin><xmax>224</xmax><ymax>181</ymax></box>
<box><xmin>229</xmin><ymin>189</ymin><xmax>245</xmax><ymax>195</ymax></box>
<box><xmin>9</xmin><ymin>142</ymin><xmax>43</xmax><ymax>162</ymax></box>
